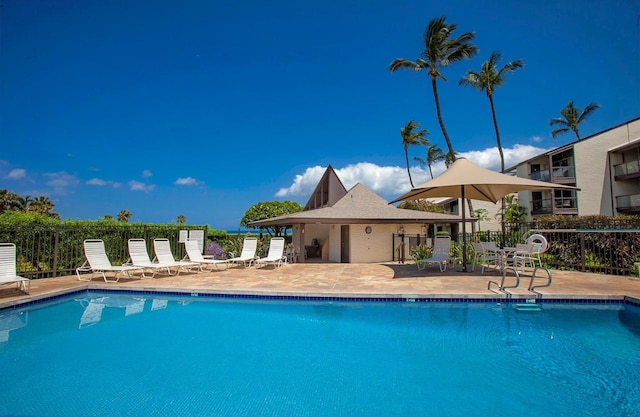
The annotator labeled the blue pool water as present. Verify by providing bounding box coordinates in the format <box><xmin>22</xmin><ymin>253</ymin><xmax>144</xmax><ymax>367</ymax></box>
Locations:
<box><xmin>1</xmin><ymin>292</ymin><xmax>639</xmax><ymax>417</ymax></box>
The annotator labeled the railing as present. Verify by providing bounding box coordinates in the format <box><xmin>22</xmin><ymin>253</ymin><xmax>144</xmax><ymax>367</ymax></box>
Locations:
<box><xmin>394</xmin><ymin>225</ymin><xmax>639</xmax><ymax>276</ymax></box>
<box><xmin>1</xmin><ymin>224</ymin><xmax>207</xmax><ymax>279</ymax></box>
<box><xmin>616</xmin><ymin>194</ymin><xmax>640</xmax><ymax>211</ymax></box>
<box><xmin>614</xmin><ymin>159</ymin><xmax>640</xmax><ymax>177</ymax></box>
<box><xmin>530</xmin><ymin>169</ymin><xmax>550</xmax><ymax>181</ymax></box>
<box><xmin>552</xmin><ymin>166</ymin><xmax>575</xmax><ymax>180</ymax></box>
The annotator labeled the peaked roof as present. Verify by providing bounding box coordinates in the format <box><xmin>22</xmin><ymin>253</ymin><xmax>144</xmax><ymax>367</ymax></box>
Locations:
<box><xmin>304</xmin><ymin>165</ymin><xmax>347</xmax><ymax>211</ymax></box>
<box><xmin>249</xmin><ymin>182</ymin><xmax>463</xmax><ymax>227</ymax></box>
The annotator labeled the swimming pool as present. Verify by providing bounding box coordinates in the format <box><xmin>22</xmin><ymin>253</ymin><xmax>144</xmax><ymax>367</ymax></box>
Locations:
<box><xmin>1</xmin><ymin>291</ymin><xmax>639</xmax><ymax>417</ymax></box>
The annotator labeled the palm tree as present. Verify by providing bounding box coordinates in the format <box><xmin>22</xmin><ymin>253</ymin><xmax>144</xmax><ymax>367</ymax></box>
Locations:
<box><xmin>389</xmin><ymin>16</ymin><xmax>477</xmax><ymax>163</ymax></box>
<box><xmin>414</xmin><ymin>143</ymin><xmax>446</xmax><ymax>180</ymax></box>
<box><xmin>117</xmin><ymin>209</ymin><xmax>132</xmax><ymax>223</ymax></box>
<box><xmin>458</xmin><ymin>51</ymin><xmax>524</xmax><ymax>173</ymax></box>
<box><xmin>29</xmin><ymin>196</ymin><xmax>56</xmax><ymax>215</ymax></box>
<box><xmin>177</xmin><ymin>214</ymin><xmax>187</xmax><ymax>224</ymax></box>
<box><xmin>459</xmin><ymin>51</ymin><xmax>524</xmax><ymax>246</ymax></box>
<box><xmin>550</xmin><ymin>100</ymin><xmax>600</xmax><ymax>141</ymax></box>
<box><xmin>15</xmin><ymin>195</ymin><xmax>32</xmax><ymax>212</ymax></box>
<box><xmin>400</xmin><ymin>120</ymin><xmax>429</xmax><ymax>187</ymax></box>
<box><xmin>0</xmin><ymin>189</ymin><xmax>20</xmax><ymax>213</ymax></box>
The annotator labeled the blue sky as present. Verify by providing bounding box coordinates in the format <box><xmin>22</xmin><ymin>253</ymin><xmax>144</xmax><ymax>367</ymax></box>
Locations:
<box><xmin>1</xmin><ymin>0</ymin><xmax>639</xmax><ymax>229</ymax></box>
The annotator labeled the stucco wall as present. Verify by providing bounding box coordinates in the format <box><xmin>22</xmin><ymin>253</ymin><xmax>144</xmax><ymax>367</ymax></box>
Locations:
<box><xmin>575</xmin><ymin>119</ymin><xmax>640</xmax><ymax>215</ymax></box>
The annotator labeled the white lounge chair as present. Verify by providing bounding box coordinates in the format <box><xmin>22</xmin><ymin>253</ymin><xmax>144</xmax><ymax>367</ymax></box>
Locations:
<box><xmin>0</xmin><ymin>243</ymin><xmax>30</xmax><ymax>294</ymax></box>
<box><xmin>126</xmin><ymin>239</ymin><xmax>176</xmax><ymax>278</ymax></box>
<box><xmin>416</xmin><ymin>236</ymin><xmax>451</xmax><ymax>272</ymax></box>
<box><xmin>227</xmin><ymin>237</ymin><xmax>258</xmax><ymax>267</ymax></box>
<box><xmin>183</xmin><ymin>239</ymin><xmax>227</xmax><ymax>270</ymax></box>
<box><xmin>255</xmin><ymin>237</ymin><xmax>286</xmax><ymax>268</ymax></box>
<box><xmin>77</xmin><ymin>239</ymin><xmax>144</xmax><ymax>282</ymax></box>
<box><xmin>153</xmin><ymin>238</ymin><xmax>199</xmax><ymax>274</ymax></box>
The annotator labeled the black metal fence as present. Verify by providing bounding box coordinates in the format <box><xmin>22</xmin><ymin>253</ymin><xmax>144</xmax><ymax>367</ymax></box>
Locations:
<box><xmin>393</xmin><ymin>226</ymin><xmax>640</xmax><ymax>276</ymax></box>
<box><xmin>1</xmin><ymin>224</ymin><xmax>207</xmax><ymax>279</ymax></box>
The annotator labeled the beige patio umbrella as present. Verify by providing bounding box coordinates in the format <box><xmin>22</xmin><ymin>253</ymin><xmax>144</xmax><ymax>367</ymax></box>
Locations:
<box><xmin>389</xmin><ymin>158</ymin><xmax>579</xmax><ymax>271</ymax></box>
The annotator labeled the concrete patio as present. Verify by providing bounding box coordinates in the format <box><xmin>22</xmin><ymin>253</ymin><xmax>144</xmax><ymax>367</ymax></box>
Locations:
<box><xmin>2</xmin><ymin>262</ymin><xmax>640</xmax><ymax>309</ymax></box>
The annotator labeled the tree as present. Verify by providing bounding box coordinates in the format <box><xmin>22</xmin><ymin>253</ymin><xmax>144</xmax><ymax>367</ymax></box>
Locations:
<box><xmin>177</xmin><ymin>215</ymin><xmax>187</xmax><ymax>224</ymax></box>
<box><xmin>415</xmin><ymin>144</ymin><xmax>446</xmax><ymax>179</ymax></box>
<box><xmin>389</xmin><ymin>16</ymin><xmax>477</xmax><ymax>163</ymax></box>
<box><xmin>240</xmin><ymin>201</ymin><xmax>303</xmax><ymax>236</ymax></box>
<box><xmin>400</xmin><ymin>120</ymin><xmax>429</xmax><ymax>188</ymax></box>
<box><xmin>458</xmin><ymin>51</ymin><xmax>524</xmax><ymax>173</ymax></box>
<box><xmin>501</xmin><ymin>194</ymin><xmax>527</xmax><ymax>223</ymax></box>
<box><xmin>459</xmin><ymin>51</ymin><xmax>524</xmax><ymax>244</ymax></box>
<box><xmin>117</xmin><ymin>209</ymin><xmax>132</xmax><ymax>223</ymax></box>
<box><xmin>473</xmin><ymin>208</ymin><xmax>490</xmax><ymax>231</ymax></box>
<box><xmin>29</xmin><ymin>196</ymin><xmax>57</xmax><ymax>217</ymax></box>
<box><xmin>550</xmin><ymin>100</ymin><xmax>600</xmax><ymax>141</ymax></box>
<box><xmin>15</xmin><ymin>195</ymin><xmax>32</xmax><ymax>212</ymax></box>
<box><xmin>397</xmin><ymin>199</ymin><xmax>447</xmax><ymax>214</ymax></box>
<box><xmin>0</xmin><ymin>189</ymin><xmax>20</xmax><ymax>213</ymax></box>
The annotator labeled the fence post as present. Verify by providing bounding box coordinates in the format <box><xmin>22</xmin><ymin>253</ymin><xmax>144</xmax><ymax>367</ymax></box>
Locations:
<box><xmin>580</xmin><ymin>232</ymin><xmax>586</xmax><ymax>272</ymax></box>
<box><xmin>53</xmin><ymin>224</ymin><xmax>60</xmax><ymax>277</ymax></box>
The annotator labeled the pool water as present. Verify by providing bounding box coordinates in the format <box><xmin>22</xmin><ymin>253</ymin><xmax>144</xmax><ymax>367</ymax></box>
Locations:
<box><xmin>1</xmin><ymin>292</ymin><xmax>639</xmax><ymax>417</ymax></box>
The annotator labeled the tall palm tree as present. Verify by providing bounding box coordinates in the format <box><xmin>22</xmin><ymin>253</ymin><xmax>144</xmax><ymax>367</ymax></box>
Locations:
<box><xmin>177</xmin><ymin>214</ymin><xmax>187</xmax><ymax>224</ymax></box>
<box><xmin>459</xmin><ymin>51</ymin><xmax>524</xmax><ymax>246</ymax></box>
<box><xmin>0</xmin><ymin>189</ymin><xmax>20</xmax><ymax>213</ymax></box>
<box><xmin>400</xmin><ymin>120</ymin><xmax>429</xmax><ymax>187</ymax></box>
<box><xmin>15</xmin><ymin>195</ymin><xmax>32</xmax><ymax>212</ymax></box>
<box><xmin>389</xmin><ymin>16</ymin><xmax>477</xmax><ymax>163</ymax></box>
<box><xmin>550</xmin><ymin>100</ymin><xmax>600</xmax><ymax>141</ymax></box>
<box><xmin>458</xmin><ymin>51</ymin><xmax>524</xmax><ymax>173</ymax></box>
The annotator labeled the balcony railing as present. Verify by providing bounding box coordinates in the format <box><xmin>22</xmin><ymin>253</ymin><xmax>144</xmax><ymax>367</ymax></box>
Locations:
<box><xmin>552</xmin><ymin>166</ymin><xmax>575</xmax><ymax>180</ymax></box>
<box><xmin>616</xmin><ymin>194</ymin><xmax>640</xmax><ymax>212</ymax></box>
<box><xmin>530</xmin><ymin>169</ymin><xmax>550</xmax><ymax>181</ymax></box>
<box><xmin>531</xmin><ymin>198</ymin><xmax>553</xmax><ymax>215</ymax></box>
<box><xmin>614</xmin><ymin>160</ymin><xmax>640</xmax><ymax>178</ymax></box>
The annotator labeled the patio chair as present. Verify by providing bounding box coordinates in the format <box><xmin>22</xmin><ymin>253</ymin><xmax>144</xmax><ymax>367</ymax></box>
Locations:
<box><xmin>0</xmin><ymin>243</ymin><xmax>30</xmax><ymax>294</ymax></box>
<box><xmin>127</xmin><ymin>238</ymin><xmax>176</xmax><ymax>278</ymax></box>
<box><xmin>77</xmin><ymin>239</ymin><xmax>144</xmax><ymax>282</ymax></box>
<box><xmin>471</xmin><ymin>242</ymin><xmax>500</xmax><ymax>273</ymax></box>
<box><xmin>255</xmin><ymin>237</ymin><xmax>286</xmax><ymax>268</ymax></box>
<box><xmin>183</xmin><ymin>239</ymin><xmax>228</xmax><ymax>270</ymax></box>
<box><xmin>416</xmin><ymin>236</ymin><xmax>451</xmax><ymax>272</ymax></box>
<box><xmin>153</xmin><ymin>238</ymin><xmax>200</xmax><ymax>274</ymax></box>
<box><xmin>227</xmin><ymin>237</ymin><xmax>258</xmax><ymax>267</ymax></box>
<box><xmin>526</xmin><ymin>233</ymin><xmax>549</xmax><ymax>267</ymax></box>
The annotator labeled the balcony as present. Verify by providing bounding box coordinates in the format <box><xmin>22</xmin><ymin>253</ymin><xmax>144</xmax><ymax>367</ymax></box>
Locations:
<box><xmin>530</xmin><ymin>169</ymin><xmax>550</xmax><ymax>182</ymax></box>
<box><xmin>616</xmin><ymin>194</ymin><xmax>640</xmax><ymax>213</ymax></box>
<box><xmin>531</xmin><ymin>198</ymin><xmax>553</xmax><ymax>215</ymax></box>
<box><xmin>613</xmin><ymin>160</ymin><xmax>640</xmax><ymax>180</ymax></box>
<box><xmin>551</xmin><ymin>166</ymin><xmax>575</xmax><ymax>184</ymax></box>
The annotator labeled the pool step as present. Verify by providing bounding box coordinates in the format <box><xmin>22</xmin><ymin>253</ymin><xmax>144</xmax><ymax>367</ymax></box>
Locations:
<box><xmin>515</xmin><ymin>303</ymin><xmax>542</xmax><ymax>312</ymax></box>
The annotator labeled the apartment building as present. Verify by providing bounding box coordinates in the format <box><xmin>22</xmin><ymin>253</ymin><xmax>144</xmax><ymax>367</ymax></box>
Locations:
<box><xmin>506</xmin><ymin>117</ymin><xmax>640</xmax><ymax>220</ymax></box>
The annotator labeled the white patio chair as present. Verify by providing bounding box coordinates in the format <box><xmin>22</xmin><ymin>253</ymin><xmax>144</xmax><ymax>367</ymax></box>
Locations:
<box><xmin>77</xmin><ymin>239</ymin><xmax>144</xmax><ymax>282</ymax></box>
<box><xmin>0</xmin><ymin>243</ymin><xmax>30</xmax><ymax>294</ymax></box>
<box><xmin>153</xmin><ymin>238</ymin><xmax>200</xmax><ymax>274</ymax></box>
<box><xmin>255</xmin><ymin>237</ymin><xmax>286</xmax><ymax>268</ymax></box>
<box><xmin>526</xmin><ymin>233</ymin><xmax>549</xmax><ymax>267</ymax></box>
<box><xmin>416</xmin><ymin>236</ymin><xmax>451</xmax><ymax>272</ymax></box>
<box><xmin>227</xmin><ymin>237</ymin><xmax>258</xmax><ymax>267</ymax></box>
<box><xmin>127</xmin><ymin>239</ymin><xmax>176</xmax><ymax>278</ymax></box>
<box><xmin>471</xmin><ymin>242</ymin><xmax>500</xmax><ymax>273</ymax></box>
<box><xmin>183</xmin><ymin>239</ymin><xmax>227</xmax><ymax>270</ymax></box>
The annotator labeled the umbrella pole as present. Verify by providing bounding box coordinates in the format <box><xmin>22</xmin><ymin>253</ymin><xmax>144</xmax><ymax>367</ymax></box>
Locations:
<box><xmin>501</xmin><ymin>197</ymin><xmax>506</xmax><ymax>249</ymax></box>
<box><xmin>460</xmin><ymin>185</ymin><xmax>468</xmax><ymax>272</ymax></box>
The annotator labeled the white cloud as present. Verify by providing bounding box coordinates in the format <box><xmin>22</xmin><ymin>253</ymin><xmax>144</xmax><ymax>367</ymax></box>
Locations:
<box><xmin>276</xmin><ymin>145</ymin><xmax>550</xmax><ymax>199</ymax></box>
<box><xmin>129</xmin><ymin>180</ymin><xmax>155</xmax><ymax>192</ymax></box>
<box><xmin>87</xmin><ymin>178</ymin><xmax>122</xmax><ymax>188</ymax></box>
<box><xmin>174</xmin><ymin>177</ymin><xmax>203</xmax><ymax>186</ymax></box>
<box><xmin>142</xmin><ymin>170</ymin><xmax>153</xmax><ymax>178</ymax></box>
<box><xmin>7</xmin><ymin>169</ymin><xmax>26</xmax><ymax>180</ymax></box>
<box><xmin>530</xmin><ymin>135</ymin><xmax>544</xmax><ymax>143</ymax></box>
<box><xmin>43</xmin><ymin>172</ymin><xmax>80</xmax><ymax>195</ymax></box>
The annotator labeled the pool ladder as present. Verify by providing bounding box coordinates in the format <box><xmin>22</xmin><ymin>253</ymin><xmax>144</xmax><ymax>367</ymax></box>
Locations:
<box><xmin>487</xmin><ymin>266</ymin><xmax>553</xmax><ymax>306</ymax></box>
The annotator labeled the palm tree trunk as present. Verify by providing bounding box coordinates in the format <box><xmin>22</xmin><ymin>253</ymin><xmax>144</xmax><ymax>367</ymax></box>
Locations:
<box><xmin>430</xmin><ymin>77</ymin><xmax>455</xmax><ymax>161</ymax></box>
<box><xmin>489</xmin><ymin>94</ymin><xmax>506</xmax><ymax>247</ymax></box>
<box><xmin>404</xmin><ymin>148</ymin><xmax>414</xmax><ymax>188</ymax></box>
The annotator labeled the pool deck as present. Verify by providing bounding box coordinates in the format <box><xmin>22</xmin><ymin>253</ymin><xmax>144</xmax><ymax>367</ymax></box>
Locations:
<box><xmin>2</xmin><ymin>261</ymin><xmax>640</xmax><ymax>308</ymax></box>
